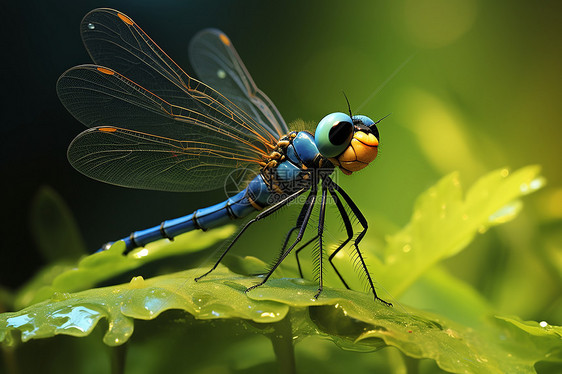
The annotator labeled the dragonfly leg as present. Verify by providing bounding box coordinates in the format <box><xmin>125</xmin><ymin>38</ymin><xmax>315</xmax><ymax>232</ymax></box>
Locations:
<box><xmin>326</xmin><ymin>177</ymin><xmax>392</xmax><ymax>307</ymax></box>
<box><xmin>272</xmin><ymin>226</ymin><xmax>317</xmax><ymax>278</ymax></box>
<box><xmin>195</xmin><ymin>188</ymin><xmax>308</xmax><ymax>282</ymax></box>
<box><xmin>276</xmin><ymin>198</ymin><xmax>319</xmax><ymax>278</ymax></box>
<box><xmin>251</xmin><ymin>226</ymin><xmax>306</xmax><ymax>277</ymax></box>
<box><xmin>294</xmin><ymin>235</ymin><xmax>318</xmax><ymax>279</ymax></box>
<box><xmin>245</xmin><ymin>185</ymin><xmax>318</xmax><ymax>293</ymax></box>
<box><xmin>277</xmin><ymin>226</ymin><xmax>298</xmax><ymax>264</ymax></box>
<box><xmin>314</xmin><ymin>184</ymin><xmax>329</xmax><ymax>299</ymax></box>
<box><xmin>325</xmin><ymin>187</ymin><xmax>354</xmax><ymax>290</ymax></box>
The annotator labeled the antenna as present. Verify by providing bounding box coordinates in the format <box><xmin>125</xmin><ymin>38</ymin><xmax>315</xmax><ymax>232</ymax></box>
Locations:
<box><xmin>342</xmin><ymin>91</ymin><xmax>353</xmax><ymax>118</ymax></box>
<box><xmin>373</xmin><ymin>113</ymin><xmax>392</xmax><ymax>126</ymax></box>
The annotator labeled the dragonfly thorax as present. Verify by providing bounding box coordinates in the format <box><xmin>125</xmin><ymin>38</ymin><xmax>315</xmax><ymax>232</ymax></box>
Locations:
<box><xmin>259</xmin><ymin>131</ymin><xmax>333</xmax><ymax>198</ymax></box>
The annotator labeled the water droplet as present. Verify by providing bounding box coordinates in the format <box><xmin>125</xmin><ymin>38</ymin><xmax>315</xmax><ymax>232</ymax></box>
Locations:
<box><xmin>260</xmin><ymin>312</ymin><xmax>276</xmax><ymax>318</ymax></box>
<box><xmin>530</xmin><ymin>177</ymin><xmax>545</xmax><ymax>191</ymax></box>
<box><xmin>402</xmin><ymin>244</ymin><xmax>412</xmax><ymax>253</ymax></box>
<box><xmin>217</xmin><ymin>69</ymin><xmax>226</xmax><ymax>79</ymax></box>
<box><xmin>87</xmin><ymin>23</ymin><xmax>95</xmax><ymax>30</ymax></box>
<box><xmin>540</xmin><ymin>320</ymin><xmax>548</xmax><ymax>327</ymax></box>
<box><xmin>488</xmin><ymin>202</ymin><xmax>521</xmax><ymax>224</ymax></box>
<box><xmin>50</xmin><ymin>292</ymin><xmax>71</xmax><ymax>301</ymax></box>
<box><xmin>132</xmin><ymin>247</ymin><xmax>149</xmax><ymax>258</ymax></box>
<box><xmin>520</xmin><ymin>177</ymin><xmax>544</xmax><ymax>195</ymax></box>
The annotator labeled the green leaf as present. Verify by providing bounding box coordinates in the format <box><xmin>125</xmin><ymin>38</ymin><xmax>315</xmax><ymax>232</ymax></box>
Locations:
<box><xmin>1</xmin><ymin>267</ymin><xmax>560</xmax><ymax>373</ymax></box>
<box><xmin>377</xmin><ymin>166</ymin><xmax>545</xmax><ymax>297</ymax></box>
<box><xmin>2</xmin><ymin>166</ymin><xmax>552</xmax><ymax>373</ymax></box>
<box><xmin>30</xmin><ymin>186</ymin><xmax>87</xmax><ymax>261</ymax></box>
<box><xmin>16</xmin><ymin>225</ymin><xmax>236</xmax><ymax>306</ymax></box>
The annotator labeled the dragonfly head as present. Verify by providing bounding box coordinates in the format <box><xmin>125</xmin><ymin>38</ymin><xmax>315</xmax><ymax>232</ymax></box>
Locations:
<box><xmin>314</xmin><ymin>112</ymin><xmax>380</xmax><ymax>175</ymax></box>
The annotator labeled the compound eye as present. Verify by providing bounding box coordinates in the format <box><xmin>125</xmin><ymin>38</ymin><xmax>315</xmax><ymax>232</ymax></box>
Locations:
<box><xmin>353</xmin><ymin>114</ymin><xmax>379</xmax><ymax>140</ymax></box>
<box><xmin>314</xmin><ymin>112</ymin><xmax>354</xmax><ymax>157</ymax></box>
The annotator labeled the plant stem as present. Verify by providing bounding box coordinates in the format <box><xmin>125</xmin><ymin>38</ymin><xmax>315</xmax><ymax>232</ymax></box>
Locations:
<box><xmin>110</xmin><ymin>343</ymin><xmax>128</xmax><ymax>374</ymax></box>
<box><xmin>2</xmin><ymin>346</ymin><xmax>19</xmax><ymax>374</ymax></box>
<box><xmin>269</xmin><ymin>316</ymin><xmax>296</xmax><ymax>374</ymax></box>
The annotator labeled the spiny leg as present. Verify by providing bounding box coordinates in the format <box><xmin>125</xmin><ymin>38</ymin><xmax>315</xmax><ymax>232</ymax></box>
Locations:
<box><xmin>294</xmin><ymin>234</ymin><xmax>318</xmax><ymax>278</ymax></box>
<box><xmin>326</xmin><ymin>186</ymin><xmax>354</xmax><ymax>290</ymax></box>
<box><xmin>254</xmin><ymin>188</ymin><xmax>314</xmax><ymax>277</ymax></box>
<box><xmin>269</xmin><ymin>189</ymin><xmax>314</xmax><ymax>275</ymax></box>
<box><xmin>245</xmin><ymin>185</ymin><xmax>318</xmax><ymax>293</ymax></box>
<box><xmin>276</xmin><ymin>227</ymin><xmax>319</xmax><ymax>279</ymax></box>
<box><xmin>325</xmin><ymin>177</ymin><xmax>392</xmax><ymax>306</ymax></box>
<box><xmin>195</xmin><ymin>188</ymin><xmax>307</xmax><ymax>282</ymax></box>
<box><xmin>290</xmin><ymin>190</ymin><xmax>321</xmax><ymax>278</ymax></box>
<box><xmin>314</xmin><ymin>183</ymin><xmax>329</xmax><ymax>299</ymax></box>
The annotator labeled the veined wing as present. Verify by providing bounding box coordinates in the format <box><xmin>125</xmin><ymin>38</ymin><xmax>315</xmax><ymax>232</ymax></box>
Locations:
<box><xmin>189</xmin><ymin>29</ymin><xmax>288</xmax><ymax>138</ymax></box>
<box><xmin>58</xmin><ymin>65</ymin><xmax>270</xmax><ymax>191</ymax></box>
<box><xmin>79</xmin><ymin>8</ymin><xmax>280</xmax><ymax>142</ymax></box>
<box><xmin>68</xmin><ymin>126</ymin><xmax>253</xmax><ymax>192</ymax></box>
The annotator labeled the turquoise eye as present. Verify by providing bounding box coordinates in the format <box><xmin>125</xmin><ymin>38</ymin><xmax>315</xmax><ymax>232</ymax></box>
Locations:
<box><xmin>353</xmin><ymin>114</ymin><xmax>379</xmax><ymax>140</ymax></box>
<box><xmin>314</xmin><ymin>112</ymin><xmax>354</xmax><ymax>157</ymax></box>
<box><xmin>352</xmin><ymin>114</ymin><xmax>374</xmax><ymax>126</ymax></box>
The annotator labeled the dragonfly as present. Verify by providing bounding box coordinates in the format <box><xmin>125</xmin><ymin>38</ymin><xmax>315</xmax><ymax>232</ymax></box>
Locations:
<box><xmin>57</xmin><ymin>8</ymin><xmax>391</xmax><ymax>306</ymax></box>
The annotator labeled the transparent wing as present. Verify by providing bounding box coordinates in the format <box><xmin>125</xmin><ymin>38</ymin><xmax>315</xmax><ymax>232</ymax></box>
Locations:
<box><xmin>189</xmin><ymin>29</ymin><xmax>289</xmax><ymax>138</ymax></box>
<box><xmin>57</xmin><ymin>65</ymin><xmax>270</xmax><ymax>192</ymax></box>
<box><xmin>79</xmin><ymin>8</ymin><xmax>281</xmax><ymax>141</ymax></box>
<box><xmin>68</xmin><ymin>126</ymin><xmax>252</xmax><ymax>192</ymax></box>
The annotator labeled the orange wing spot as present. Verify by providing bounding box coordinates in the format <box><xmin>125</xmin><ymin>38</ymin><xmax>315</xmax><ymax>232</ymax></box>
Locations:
<box><xmin>117</xmin><ymin>12</ymin><xmax>134</xmax><ymax>25</ymax></box>
<box><xmin>219</xmin><ymin>33</ymin><xmax>231</xmax><ymax>46</ymax></box>
<box><xmin>96</xmin><ymin>67</ymin><xmax>115</xmax><ymax>75</ymax></box>
<box><xmin>98</xmin><ymin>127</ymin><xmax>117</xmax><ymax>133</ymax></box>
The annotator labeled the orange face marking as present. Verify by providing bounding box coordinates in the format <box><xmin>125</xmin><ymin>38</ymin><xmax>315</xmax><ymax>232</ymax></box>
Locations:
<box><xmin>219</xmin><ymin>33</ymin><xmax>231</xmax><ymax>46</ymax></box>
<box><xmin>354</xmin><ymin>131</ymin><xmax>379</xmax><ymax>147</ymax></box>
<box><xmin>338</xmin><ymin>146</ymin><xmax>357</xmax><ymax>163</ymax></box>
<box><xmin>351</xmin><ymin>138</ymin><xmax>378</xmax><ymax>164</ymax></box>
<box><xmin>96</xmin><ymin>67</ymin><xmax>115</xmax><ymax>75</ymax></box>
<box><xmin>333</xmin><ymin>131</ymin><xmax>379</xmax><ymax>175</ymax></box>
<box><xmin>98</xmin><ymin>127</ymin><xmax>117</xmax><ymax>133</ymax></box>
<box><xmin>117</xmin><ymin>12</ymin><xmax>134</xmax><ymax>25</ymax></box>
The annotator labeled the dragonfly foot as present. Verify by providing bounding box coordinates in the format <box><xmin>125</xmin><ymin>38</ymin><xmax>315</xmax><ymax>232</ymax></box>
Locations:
<box><xmin>377</xmin><ymin>297</ymin><xmax>393</xmax><ymax>307</ymax></box>
<box><xmin>313</xmin><ymin>288</ymin><xmax>323</xmax><ymax>300</ymax></box>
<box><xmin>244</xmin><ymin>282</ymin><xmax>265</xmax><ymax>294</ymax></box>
<box><xmin>194</xmin><ymin>272</ymin><xmax>210</xmax><ymax>282</ymax></box>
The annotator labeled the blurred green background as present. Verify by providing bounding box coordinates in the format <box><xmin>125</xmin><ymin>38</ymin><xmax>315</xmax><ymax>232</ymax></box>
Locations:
<box><xmin>2</xmin><ymin>0</ymin><xmax>561</xmax><ymax>326</ymax></box>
